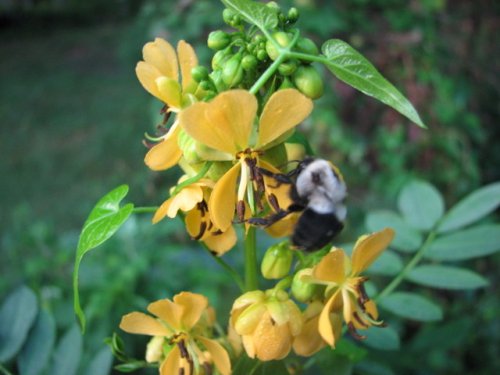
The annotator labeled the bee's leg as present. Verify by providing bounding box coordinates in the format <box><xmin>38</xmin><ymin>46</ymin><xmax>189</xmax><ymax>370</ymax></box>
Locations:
<box><xmin>247</xmin><ymin>209</ymin><xmax>291</xmax><ymax>227</ymax></box>
<box><xmin>257</xmin><ymin>167</ymin><xmax>293</xmax><ymax>188</ymax></box>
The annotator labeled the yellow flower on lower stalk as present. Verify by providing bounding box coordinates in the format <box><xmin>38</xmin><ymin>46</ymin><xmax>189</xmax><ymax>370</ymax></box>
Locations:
<box><xmin>230</xmin><ymin>289</ymin><xmax>303</xmax><ymax>361</ymax></box>
<box><xmin>308</xmin><ymin>228</ymin><xmax>395</xmax><ymax>347</ymax></box>
<box><xmin>153</xmin><ymin>177</ymin><xmax>237</xmax><ymax>255</ymax></box>
<box><xmin>179</xmin><ymin>89</ymin><xmax>313</xmax><ymax>232</ymax></box>
<box><xmin>120</xmin><ymin>292</ymin><xmax>230</xmax><ymax>375</ymax></box>
<box><xmin>136</xmin><ymin>37</ymin><xmax>199</xmax><ymax>171</ymax></box>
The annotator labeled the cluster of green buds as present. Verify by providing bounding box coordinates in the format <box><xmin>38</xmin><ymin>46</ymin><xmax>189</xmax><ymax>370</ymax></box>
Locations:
<box><xmin>189</xmin><ymin>2</ymin><xmax>324</xmax><ymax>100</ymax></box>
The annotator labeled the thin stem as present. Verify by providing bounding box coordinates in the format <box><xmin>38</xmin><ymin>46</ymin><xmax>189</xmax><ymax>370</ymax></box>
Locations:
<box><xmin>200</xmin><ymin>243</ymin><xmax>245</xmax><ymax>292</ymax></box>
<box><xmin>0</xmin><ymin>364</ymin><xmax>13</xmax><ymax>375</ymax></box>
<box><xmin>375</xmin><ymin>229</ymin><xmax>438</xmax><ymax>301</ymax></box>
<box><xmin>244</xmin><ymin>226</ymin><xmax>258</xmax><ymax>291</ymax></box>
<box><xmin>132</xmin><ymin>206</ymin><xmax>158</xmax><ymax>214</ymax></box>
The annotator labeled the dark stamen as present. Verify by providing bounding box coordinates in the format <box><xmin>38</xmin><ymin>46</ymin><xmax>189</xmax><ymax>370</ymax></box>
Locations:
<box><xmin>192</xmin><ymin>221</ymin><xmax>207</xmax><ymax>240</ymax></box>
<box><xmin>203</xmin><ymin>362</ymin><xmax>213</xmax><ymax>375</ymax></box>
<box><xmin>353</xmin><ymin>312</ymin><xmax>369</xmax><ymax>328</ymax></box>
<box><xmin>178</xmin><ymin>340</ymin><xmax>189</xmax><ymax>359</ymax></box>
<box><xmin>347</xmin><ymin>322</ymin><xmax>366</xmax><ymax>340</ymax></box>
<box><xmin>237</xmin><ymin>200</ymin><xmax>246</xmax><ymax>222</ymax></box>
<box><xmin>142</xmin><ymin>139</ymin><xmax>156</xmax><ymax>149</ymax></box>
<box><xmin>268</xmin><ymin>193</ymin><xmax>280</xmax><ymax>212</ymax></box>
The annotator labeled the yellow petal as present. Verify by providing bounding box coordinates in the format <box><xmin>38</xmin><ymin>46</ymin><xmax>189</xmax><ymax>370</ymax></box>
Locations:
<box><xmin>208</xmin><ymin>163</ymin><xmax>241</xmax><ymax>231</ymax></box>
<box><xmin>259</xmin><ymin>160</ymin><xmax>294</xmax><ymax>210</ymax></box>
<box><xmin>234</xmin><ymin>302</ymin><xmax>267</xmax><ymax>335</ymax></box>
<box><xmin>196</xmin><ymin>336</ymin><xmax>231</xmax><ymax>375</ymax></box>
<box><xmin>203</xmin><ymin>225</ymin><xmax>237</xmax><ymax>256</ymax></box>
<box><xmin>168</xmin><ymin>185</ymin><xmax>204</xmax><ymax>216</ymax></box>
<box><xmin>293</xmin><ymin>312</ymin><xmax>325</xmax><ymax>357</ymax></box>
<box><xmin>143</xmin><ymin>38</ymin><xmax>178</xmax><ymax>80</ymax></box>
<box><xmin>265</xmin><ymin>212</ymin><xmax>299</xmax><ymax>238</ymax></box>
<box><xmin>313</xmin><ymin>249</ymin><xmax>347</xmax><ymax>284</ymax></box>
<box><xmin>136</xmin><ymin>61</ymin><xmax>162</xmax><ymax>100</ymax></box>
<box><xmin>156</xmin><ymin>77</ymin><xmax>182</xmax><ymax>109</ymax></box>
<box><xmin>354</xmin><ymin>300</ymin><xmax>379</xmax><ymax>330</ymax></box>
<box><xmin>152</xmin><ymin>197</ymin><xmax>173</xmax><ymax>224</ymax></box>
<box><xmin>144</xmin><ymin>122</ymin><xmax>182</xmax><ymax>171</ymax></box>
<box><xmin>185</xmin><ymin>207</ymin><xmax>204</xmax><ymax>238</ymax></box>
<box><xmin>351</xmin><ymin>228</ymin><xmax>395</xmax><ymax>275</ymax></box>
<box><xmin>252</xmin><ymin>312</ymin><xmax>292</xmax><ymax>361</ymax></box>
<box><xmin>232</xmin><ymin>290</ymin><xmax>265</xmax><ymax>311</ymax></box>
<box><xmin>119</xmin><ymin>312</ymin><xmax>171</xmax><ymax>336</ymax></box>
<box><xmin>173</xmin><ymin>292</ymin><xmax>208</xmax><ymax>330</ymax></box>
<box><xmin>318</xmin><ymin>292</ymin><xmax>342</xmax><ymax>347</ymax></box>
<box><xmin>177</xmin><ymin>40</ymin><xmax>198</xmax><ymax>90</ymax></box>
<box><xmin>160</xmin><ymin>346</ymin><xmax>181</xmax><ymax>375</ymax></box>
<box><xmin>147</xmin><ymin>299</ymin><xmax>183</xmax><ymax>330</ymax></box>
<box><xmin>180</xmin><ymin>90</ymin><xmax>257</xmax><ymax>154</ymax></box>
<box><xmin>242</xmin><ymin>335</ymin><xmax>256</xmax><ymax>359</ymax></box>
<box><xmin>257</xmin><ymin>89</ymin><xmax>313</xmax><ymax>149</ymax></box>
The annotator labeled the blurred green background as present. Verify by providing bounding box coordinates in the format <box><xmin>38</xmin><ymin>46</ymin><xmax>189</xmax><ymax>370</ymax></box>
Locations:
<box><xmin>1</xmin><ymin>0</ymin><xmax>498</xmax><ymax>374</ymax></box>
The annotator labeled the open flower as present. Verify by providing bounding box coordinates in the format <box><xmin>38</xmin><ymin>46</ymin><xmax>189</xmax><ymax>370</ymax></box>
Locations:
<box><xmin>308</xmin><ymin>228</ymin><xmax>395</xmax><ymax>347</ymax></box>
<box><xmin>153</xmin><ymin>177</ymin><xmax>237</xmax><ymax>255</ymax></box>
<box><xmin>179</xmin><ymin>88</ymin><xmax>313</xmax><ymax>231</ymax></box>
<box><xmin>137</xmin><ymin>38</ymin><xmax>198</xmax><ymax>171</ymax></box>
<box><xmin>231</xmin><ymin>289</ymin><xmax>303</xmax><ymax>361</ymax></box>
<box><xmin>120</xmin><ymin>292</ymin><xmax>230</xmax><ymax>375</ymax></box>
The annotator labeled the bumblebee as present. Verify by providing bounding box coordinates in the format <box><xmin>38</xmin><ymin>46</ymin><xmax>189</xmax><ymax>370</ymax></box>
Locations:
<box><xmin>250</xmin><ymin>157</ymin><xmax>347</xmax><ymax>252</ymax></box>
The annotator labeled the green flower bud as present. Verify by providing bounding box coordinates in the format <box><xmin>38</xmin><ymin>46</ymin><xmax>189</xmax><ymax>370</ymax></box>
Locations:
<box><xmin>278</xmin><ymin>59</ymin><xmax>298</xmax><ymax>76</ymax></box>
<box><xmin>209</xmin><ymin>70</ymin><xmax>226</xmax><ymax>92</ymax></box>
<box><xmin>178</xmin><ymin>130</ymin><xmax>203</xmax><ymax>164</ymax></box>
<box><xmin>279</xmin><ymin>77</ymin><xmax>295</xmax><ymax>90</ymax></box>
<box><xmin>207</xmin><ymin>30</ymin><xmax>231</xmax><ymax>50</ymax></box>
<box><xmin>265</xmin><ymin>31</ymin><xmax>292</xmax><ymax>61</ymax></box>
<box><xmin>191</xmin><ymin>66</ymin><xmax>209</xmax><ymax>83</ymax></box>
<box><xmin>266</xmin><ymin>1</ymin><xmax>280</xmax><ymax>10</ymax></box>
<box><xmin>222</xmin><ymin>8</ymin><xmax>236</xmax><ymax>25</ymax></box>
<box><xmin>199</xmin><ymin>80</ymin><xmax>212</xmax><ymax>91</ymax></box>
<box><xmin>291</xmin><ymin>269</ymin><xmax>318</xmax><ymax>303</ymax></box>
<box><xmin>206</xmin><ymin>161</ymin><xmax>232</xmax><ymax>181</ymax></box>
<box><xmin>222</xmin><ymin>53</ymin><xmax>244</xmax><ymax>87</ymax></box>
<box><xmin>287</xmin><ymin>7</ymin><xmax>299</xmax><ymax>23</ymax></box>
<box><xmin>261</xmin><ymin>242</ymin><xmax>293</xmax><ymax>280</ymax></box>
<box><xmin>241</xmin><ymin>54</ymin><xmax>258</xmax><ymax>71</ymax></box>
<box><xmin>292</xmin><ymin>66</ymin><xmax>324</xmax><ymax>99</ymax></box>
<box><xmin>256</xmin><ymin>49</ymin><xmax>268</xmax><ymax>61</ymax></box>
<box><xmin>295</xmin><ymin>37</ymin><xmax>319</xmax><ymax>57</ymax></box>
<box><xmin>211</xmin><ymin>49</ymin><xmax>231</xmax><ymax>70</ymax></box>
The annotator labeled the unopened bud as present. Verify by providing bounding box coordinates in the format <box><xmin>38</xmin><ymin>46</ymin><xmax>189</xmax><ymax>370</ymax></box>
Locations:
<box><xmin>207</xmin><ymin>30</ymin><xmax>231</xmax><ymax>50</ymax></box>
<box><xmin>291</xmin><ymin>269</ymin><xmax>318</xmax><ymax>303</ymax></box>
<box><xmin>261</xmin><ymin>242</ymin><xmax>293</xmax><ymax>279</ymax></box>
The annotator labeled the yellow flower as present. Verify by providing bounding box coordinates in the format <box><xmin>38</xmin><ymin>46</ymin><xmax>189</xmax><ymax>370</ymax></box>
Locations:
<box><xmin>231</xmin><ymin>290</ymin><xmax>303</xmax><ymax>361</ymax></box>
<box><xmin>179</xmin><ymin>88</ymin><xmax>313</xmax><ymax>232</ymax></box>
<box><xmin>309</xmin><ymin>228</ymin><xmax>395</xmax><ymax>347</ymax></box>
<box><xmin>153</xmin><ymin>178</ymin><xmax>237</xmax><ymax>255</ymax></box>
<box><xmin>292</xmin><ymin>301</ymin><xmax>329</xmax><ymax>357</ymax></box>
<box><xmin>120</xmin><ymin>292</ymin><xmax>231</xmax><ymax>375</ymax></box>
<box><xmin>136</xmin><ymin>38</ymin><xmax>198</xmax><ymax>171</ymax></box>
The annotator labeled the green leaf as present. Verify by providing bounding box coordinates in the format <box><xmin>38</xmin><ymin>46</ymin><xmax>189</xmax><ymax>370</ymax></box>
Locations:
<box><xmin>362</xmin><ymin>325</ymin><xmax>400</xmax><ymax>351</ymax></box>
<box><xmin>321</xmin><ymin>39</ymin><xmax>425</xmax><ymax>128</ymax></box>
<box><xmin>398</xmin><ymin>180</ymin><xmax>444</xmax><ymax>231</ymax></box>
<box><xmin>18</xmin><ymin>309</ymin><xmax>56</xmax><ymax>375</ymax></box>
<box><xmin>73</xmin><ymin>185</ymin><xmax>134</xmax><ymax>332</ymax></box>
<box><xmin>334</xmin><ymin>340</ymin><xmax>367</xmax><ymax>363</ymax></box>
<box><xmin>365</xmin><ymin>210</ymin><xmax>423</xmax><ymax>252</ymax></box>
<box><xmin>438</xmin><ymin>182</ymin><xmax>500</xmax><ymax>233</ymax></box>
<box><xmin>366</xmin><ymin>250</ymin><xmax>403</xmax><ymax>276</ymax></box>
<box><xmin>379</xmin><ymin>292</ymin><xmax>443</xmax><ymax>322</ymax></box>
<box><xmin>426</xmin><ymin>224</ymin><xmax>500</xmax><ymax>261</ymax></box>
<box><xmin>221</xmin><ymin>0</ymin><xmax>278</xmax><ymax>31</ymax></box>
<box><xmin>406</xmin><ymin>265</ymin><xmax>489</xmax><ymax>290</ymax></box>
<box><xmin>83</xmin><ymin>347</ymin><xmax>113</xmax><ymax>375</ymax></box>
<box><xmin>0</xmin><ymin>286</ymin><xmax>38</xmax><ymax>362</ymax></box>
<box><xmin>48</xmin><ymin>325</ymin><xmax>82</xmax><ymax>375</ymax></box>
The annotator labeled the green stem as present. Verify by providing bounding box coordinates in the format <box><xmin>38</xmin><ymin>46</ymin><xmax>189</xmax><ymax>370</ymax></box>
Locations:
<box><xmin>376</xmin><ymin>229</ymin><xmax>438</xmax><ymax>301</ymax></box>
<box><xmin>244</xmin><ymin>226</ymin><xmax>258</xmax><ymax>291</ymax></box>
<box><xmin>0</xmin><ymin>364</ymin><xmax>13</xmax><ymax>375</ymax></box>
<box><xmin>171</xmin><ymin>162</ymin><xmax>213</xmax><ymax>196</ymax></box>
<box><xmin>201</xmin><ymin>243</ymin><xmax>245</xmax><ymax>292</ymax></box>
<box><xmin>132</xmin><ymin>206</ymin><xmax>158</xmax><ymax>214</ymax></box>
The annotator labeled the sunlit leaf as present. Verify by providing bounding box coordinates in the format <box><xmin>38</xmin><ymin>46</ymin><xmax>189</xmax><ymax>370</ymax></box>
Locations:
<box><xmin>379</xmin><ymin>292</ymin><xmax>443</xmax><ymax>322</ymax></box>
<box><xmin>398</xmin><ymin>180</ymin><xmax>444</xmax><ymax>231</ymax></box>
<box><xmin>322</xmin><ymin>39</ymin><xmax>425</xmax><ymax>128</ymax></box>
<box><xmin>426</xmin><ymin>224</ymin><xmax>500</xmax><ymax>261</ymax></box>
<box><xmin>0</xmin><ymin>286</ymin><xmax>38</xmax><ymax>362</ymax></box>
<box><xmin>18</xmin><ymin>309</ymin><xmax>55</xmax><ymax>375</ymax></box>
<box><xmin>73</xmin><ymin>185</ymin><xmax>134</xmax><ymax>331</ymax></box>
<box><xmin>221</xmin><ymin>0</ymin><xmax>278</xmax><ymax>31</ymax></box>
<box><xmin>438</xmin><ymin>182</ymin><xmax>500</xmax><ymax>233</ymax></box>
<box><xmin>48</xmin><ymin>325</ymin><xmax>82</xmax><ymax>375</ymax></box>
<box><xmin>406</xmin><ymin>265</ymin><xmax>489</xmax><ymax>290</ymax></box>
<box><xmin>365</xmin><ymin>210</ymin><xmax>423</xmax><ymax>252</ymax></box>
<box><xmin>362</xmin><ymin>325</ymin><xmax>400</xmax><ymax>351</ymax></box>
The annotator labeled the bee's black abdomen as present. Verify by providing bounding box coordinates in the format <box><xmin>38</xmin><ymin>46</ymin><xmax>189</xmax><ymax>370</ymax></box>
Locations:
<box><xmin>291</xmin><ymin>208</ymin><xmax>343</xmax><ymax>252</ymax></box>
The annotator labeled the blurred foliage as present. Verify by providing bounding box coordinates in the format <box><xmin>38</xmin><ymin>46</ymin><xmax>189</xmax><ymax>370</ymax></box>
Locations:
<box><xmin>0</xmin><ymin>0</ymin><xmax>499</xmax><ymax>374</ymax></box>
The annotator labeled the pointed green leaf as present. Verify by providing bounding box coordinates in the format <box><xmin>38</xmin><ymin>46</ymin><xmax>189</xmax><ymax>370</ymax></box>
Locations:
<box><xmin>426</xmin><ymin>224</ymin><xmax>500</xmax><ymax>261</ymax></box>
<box><xmin>18</xmin><ymin>309</ymin><xmax>56</xmax><ymax>375</ymax></box>
<box><xmin>221</xmin><ymin>0</ymin><xmax>278</xmax><ymax>31</ymax></box>
<box><xmin>398</xmin><ymin>180</ymin><xmax>444</xmax><ymax>231</ymax></box>
<box><xmin>73</xmin><ymin>185</ymin><xmax>134</xmax><ymax>332</ymax></box>
<box><xmin>362</xmin><ymin>325</ymin><xmax>400</xmax><ymax>351</ymax></box>
<box><xmin>365</xmin><ymin>210</ymin><xmax>423</xmax><ymax>252</ymax></box>
<box><xmin>379</xmin><ymin>292</ymin><xmax>443</xmax><ymax>322</ymax></box>
<box><xmin>48</xmin><ymin>325</ymin><xmax>82</xmax><ymax>375</ymax></box>
<box><xmin>366</xmin><ymin>250</ymin><xmax>403</xmax><ymax>276</ymax></box>
<box><xmin>0</xmin><ymin>286</ymin><xmax>38</xmax><ymax>362</ymax></box>
<box><xmin>406</xmin><ymin>265</ymin><xmax>489</xmax><ymax>290</ymax></box>
<box><xmin>321</xmin><ymin>39</ymin><xmax>425</xmax><ymax>128</ymax></box>
<box><xmin>438</xmin><ymin>182</ymin><xmax>500</xmax><ymax>233</ymax></box>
